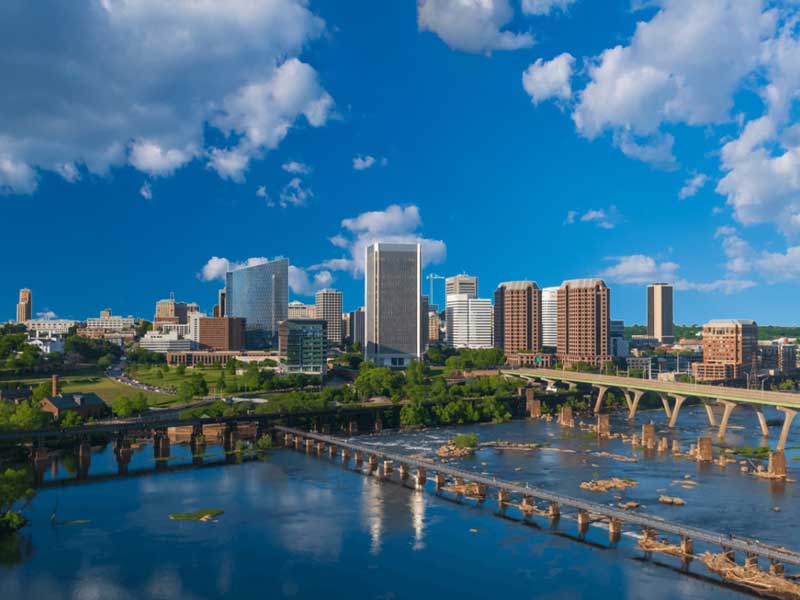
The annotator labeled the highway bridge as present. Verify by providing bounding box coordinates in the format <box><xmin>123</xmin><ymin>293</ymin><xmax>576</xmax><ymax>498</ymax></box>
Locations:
<box><xmin>277</xmin><ymin>426</ymin><xmax>800</xmax><ymax>575</ymax></box>
<box><xmin>504</xmin><ymin>368</ymin><xmax>800</xmax><ymax>450</ymax></box>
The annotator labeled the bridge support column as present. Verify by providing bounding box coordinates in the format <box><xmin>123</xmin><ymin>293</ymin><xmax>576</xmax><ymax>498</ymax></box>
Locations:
<box><xmin>315</xmin><ymin>441</ymin><xmax>324</xmax><ymax>455</ymax></box>
<box><xmin>777</xmin><ymin>407</ymin><xmax>797</xmax><ymax>452</ymax></box>
<box><xmin>341</xmin><ymin>448</ymin><xmax>350</xmax><ymax>463</ymax></box>
<box><xmin>668</xmin><ymin>395</ymin><xmax>686</xmax><ymax>428</ymax></box>
<box><xmin>608</xmin><ymin>518</ymin><xmax>622</xmax><ymax>544</ymax></box>
<box><xmin>549</xmin><ymin>501</ymin><xmax>560</xmax><ymax>521</ymax></box>
<box><xmin>625</xmin><ymin>390</ymin><xmax>644</xmax><ymax>421</ymax></box>
<box><xmin>383</xmin><ymin>460</ymin><xmax>393</xmax><ymax>477</ymax></box>
<box><xmin>755</xmin><ymin>408</ymin><xmax>769</xmax><ymax>438</ymax></box>
<box><xmin>770</xmin><ymin>561</ymin><xmax>785</xmax><ymax>576</ymax></box>
<box><xmin>659</xmin><ymin>393</ymin><xmax>672</xmax><ymax>420</ymax></box>
<box><xmin>293</xmin><ymin>435</ymin><xmax>301</xmax><ymax>450</ymax></box>
<box><xmin>558</xmin><ymin>405</ymin><xmax>574</xmax><ymax>428</ymax></box>
<box><xmin>717</xmin><ymin>400</ymin><xmax>736</xmax><ymax>439</ymax></box>
<box><xmin>328</xmin><ymin>444</ymin><xmax>337</xmax><ymax>459</ymax></box>
<box><xmin>367</xmin><ymin>454</ymin><xmax>377</xmax><ymax>472</ymax></box>
<box><xmin>348</xmin><ymin>421</ymin><xmax>358</xmax><ymax>436</ymax></box>
<box><xmin>681</xmin><ymin>537</ymin><xmax>694</xmax><ymax>567</ymax></box>
<box><xmin>153</xmin><ymin>430</ymin><xmax>170</xmax><ymax>467</ymax></box>
<box><xmin>577</xmin><ymin>510</ymin><xmax>590</xmax><ymax>536</ymax></box>
<box><xmin>398</xmin><ymin>463</ymin><xmax>408</xmax><ymax>480</ymax></box>
<box><xmin>593</xmin><ymin>386</ymin><xmax>608</xmax><ymax>415</ymax></box>
<box><xmin>305</xmin><ymin>439</ymin><xmax>313</xmax><ymax>453</ymax></box>
<box><xmin>434</xmin><ymin>473</ymin><xmax>446</xmax><ymax>491</ymax></box>
<box><xmin>415</xmin><ymin>467</ymin><xmax>427</xmax><ymax>488</ymax></box>
<box><xmin>704</xmin><ymin>402</ymin><xmax>717</xmax><ymax>427</ymax></box>
<box><xmin>354</xmin><ymin>451</ymin><xmax>363</xmax><ymax>466</ymax></box>
<box><xmin>525</xmin><ymin>388</ymin><xmax>542</xmax><ymax>418</ymax></box>
<box><xmin>114</xmin><ymin>436</ymin><xmax>132</xmax><ymax>475</ymax></box>
<box><xmin>672</xmin><ymin>439</ymin><xmax>681</xmax><ymax>455</ymax></box>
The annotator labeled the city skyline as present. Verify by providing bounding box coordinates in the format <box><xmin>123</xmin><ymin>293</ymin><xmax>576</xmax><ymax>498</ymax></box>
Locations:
<box><xmin>4</xmin><ymin>1</ymin><xmax>800</xmax><ymax>325</ymax></box>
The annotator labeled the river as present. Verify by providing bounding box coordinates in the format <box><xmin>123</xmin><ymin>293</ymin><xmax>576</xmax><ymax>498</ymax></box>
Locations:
<box><xmin>1</xmin><ymin>402</ymin><xmax>797</xmax><ymax>599</ymax></box>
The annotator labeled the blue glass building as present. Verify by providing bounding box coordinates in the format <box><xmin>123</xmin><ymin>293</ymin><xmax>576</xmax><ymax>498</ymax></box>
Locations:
<box><xmin>225</xmin><ymin>258</ymin><xmax>288</xmax><ymax>349</ymax></box>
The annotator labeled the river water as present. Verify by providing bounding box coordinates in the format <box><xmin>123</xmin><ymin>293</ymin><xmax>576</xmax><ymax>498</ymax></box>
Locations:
<box><xmin>2</xmin><ymin>402</ymin><xmax>798</xmax><ymax>599</ymax></box>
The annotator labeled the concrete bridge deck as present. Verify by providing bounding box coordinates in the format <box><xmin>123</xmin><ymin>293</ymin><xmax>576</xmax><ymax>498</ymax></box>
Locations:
<box><xmin>505</xmin><ymin>368</ymin><xmax>800</xmax><ymax>409</ymax></box>
<box><xmin>276</xmin><ymin>426</ymin><xmax>800</xmax><ymax>568</ymax></box>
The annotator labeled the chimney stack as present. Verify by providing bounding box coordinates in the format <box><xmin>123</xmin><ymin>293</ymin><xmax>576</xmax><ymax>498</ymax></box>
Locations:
<box><xmin>51</xmin><ymin>374</ymin><xmax>59</xmax><ymax>397</ymax></box>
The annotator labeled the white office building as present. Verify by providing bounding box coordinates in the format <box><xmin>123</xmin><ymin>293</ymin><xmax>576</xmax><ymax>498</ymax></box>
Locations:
<box><xmin>85</xmin><ymin>314</ymin><xmax>135</xmax><ymax>332</ymax></box>
<box><xmin>541</xmin><ymin>286</ymin><xmax>558</xmax><ymax>348</ymax></box>
<box><xmin>365</xmin><ymin>242</ymin><xmax>422</xmax><ymax>367</ymax></box>
<box><xmin>139</xmin><ymin>330</ymin><xmax>196</xmax><ymax>353</ymax></box>
<box><xmin>446</xmin><ymin>294</ymin><xmax>494</xmax><ymax>349</ymax></box>
<box><xmin>24</xmin><ymin>319</ymin><xmax>77</xmax><ymax>335</ymax></box>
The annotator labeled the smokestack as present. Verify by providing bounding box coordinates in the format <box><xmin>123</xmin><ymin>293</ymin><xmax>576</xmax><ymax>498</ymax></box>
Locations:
<box><xmin>51</xmin><ymin>374</ymin><xmax>59</xmax><ymax>397</ymax></box>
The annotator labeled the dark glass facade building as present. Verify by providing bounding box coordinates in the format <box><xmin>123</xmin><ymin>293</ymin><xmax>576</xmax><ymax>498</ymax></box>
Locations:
<box><xmin>225</xmin><ymin>258</ymin><xmax>288</xmax><ymax>349</ymax></box>
<box><xmin>278</xmin><ymin>319</ymin><xmax>327</xmax><ymax>375</ymax></box>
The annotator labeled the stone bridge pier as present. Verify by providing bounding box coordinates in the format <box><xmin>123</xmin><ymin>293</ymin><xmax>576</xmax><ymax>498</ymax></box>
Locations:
<box><xmin>114</xmin><ymin>435</ymin><xmax>133</xmax><ymax>475</ymax></box>
<box><xmin>153</xmin><ymin>429</ymin><xmax>170</xmax><ymax>469</ymax></box>
<box><xmin>78</xmin><ymin>438</ymin><xmax>92</xmax><ymax>480</ymax></box>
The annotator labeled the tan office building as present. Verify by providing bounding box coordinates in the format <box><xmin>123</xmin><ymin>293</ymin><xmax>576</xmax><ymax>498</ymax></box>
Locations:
<box><xmin>315</xmin><ymin>289</ymin><xmax>343</xmax><ymax>347</ymax></box>
<box><xmin>556</xmin><ymin>279</ymin><xmax>611</xmax><ymax>368</ymax></box>
<box><xmin>494</xmin><ymin>281</ymin><xmax>541</xmax><ymax>353</ymax></box>
<box><xmin>445</xmin><ymin>274</ymin><xmax>478</xmax><ymax>298</ymax></box>
<box><xmin>692</xmin><ymin>319</ymin><xmax>758</xmax><ymax>382</ymax></box>
<box><xmin>154</xmin><ymin>293</ymin><xmax>198</xmax><ymax>329</ymax></box>
<box><xmin>647</xmin><ymin>283</ymin><xmax>674</xmax><ymax>343</ymax></box>
<box><xmin>16</xmin><ymin>288</ymin><xmax>32</xmax><ymax>323</ymax></box>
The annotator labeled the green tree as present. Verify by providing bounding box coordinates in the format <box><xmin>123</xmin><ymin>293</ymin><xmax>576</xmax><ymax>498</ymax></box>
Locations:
<box><xmin>60</xmin><ymin>411</ymin><xmax>83</xmax><ymax>429</ymax></box>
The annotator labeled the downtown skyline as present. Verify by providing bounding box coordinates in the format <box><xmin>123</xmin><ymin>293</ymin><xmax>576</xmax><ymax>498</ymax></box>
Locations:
<box><xmin>3</xmin><ymin>1</ymin><xmax>800</xmax><ymax>324</ymax></box>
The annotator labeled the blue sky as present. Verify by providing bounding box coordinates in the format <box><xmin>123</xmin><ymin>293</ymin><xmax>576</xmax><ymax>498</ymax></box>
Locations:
<box><xmin>2</xmin><ymin>0</ymin><xmax>800</xmax><ymax>325</ymax></box>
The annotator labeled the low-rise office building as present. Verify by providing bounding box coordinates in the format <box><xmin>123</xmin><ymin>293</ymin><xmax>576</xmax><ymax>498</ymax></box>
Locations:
<box><xmin>278</xmin><ymin>319</ymin><xmax>327</xmax><ymax>375</ymax></box>
<box><xmin>139</xmin><ymin>330</ymin><xmax>196</xmax><ymax>353</ymax></box>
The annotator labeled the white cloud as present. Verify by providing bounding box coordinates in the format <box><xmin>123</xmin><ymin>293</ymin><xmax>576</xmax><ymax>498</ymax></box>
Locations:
<box><xmin>312</xmin><ymin>204</ymin><xmax>446</xmax><ymax>276</ymax></box>
<box><xmin>0</xmin><ymin>0</ymin><xmax>329</xmax><ymax>194</ymax></box>
<box><xmin>714</xmin><ymin>225</ymin><xmax>800</xmax><ymax>283</ymax></box>
<box><xmin>521</xmin><ymin>0</ymin><xmax>577</xmax><ymax>16</ymax></box>
<box><xmin>36</xmin><ymin>310</ymin><xmax>58</xmax><ymax>320</ymax></box>
<box><xmin>353</xmin><ymin>155</ymin><xmax>376</xmax><ymax>170</ymax></box>
<box><xmin>279</xmin><ymin>177</ymin><xmax>313</xmax><ymax>207</ymax></box>
<box><xmin>598</xmin><ymin>254</ymin><xmax>679</xmax><ymax>284</ymax></box>
<box><xmin>256</xmin><ymin>185</ymin><xmax>268</xmax><ymax>200</ymax></box>
<box><xmin>139</xmin><ymin>181</ymin><xmax>152</xmax><ymax>200</ymax></box>
<box><xmin>678</xmin><ymin>172</ymin><xmax>708</xmax><ymax>199</ymax></box>
<box><xmin>613</xmin><ymin>131</ymin><xmax>676</xmax><ymax>168</ymax></box>
<box><xmin>56</xmin><ymin>162</ymin><xmax>81</xmax><ymax>183</ymax></box>
<box><xmin>598</xmin><ymin>253</ymin><xmax>755</xmax><ymax>294</ymax></box>
<box><xmin>288</xmin><ymin>265</ymin><xmax>333</xmax><ymax>296</ymax></box>
<box><xmin>755</xmin><ymin>246</ymin><xmax>800</xmax><ymax>283</ymax></box>
<box><xmin>198</xmin><ymin>256</ymin><xmax>269</xmax><ymax>282</ymax></box>
<box><xmin>207</xmin><ymin>58</ymin><xmax>334</xmax><ymax>181</ymax></box>
<box><xmin>282</xmin><ymin>161</ymin><xmax>311</xmax><ymax>174</ymax></box>
<box><xmin>129</xmin><ymin>140</ymin><xmax>196</xmax><ymax>177</ymax></box>
<box><xmin>564</xmin><ymin>205</ymin><xmax>622</xmax><ymax>229</ymax></box>
<box><xmin>417</xmin><ymin>0</ymin><xmax>534</xmax><ymax>54</ymax></box>
<box><xmin>522</xmin><ymin>53</ymin><xmax>575</xmax><ymax>104</ymax></box>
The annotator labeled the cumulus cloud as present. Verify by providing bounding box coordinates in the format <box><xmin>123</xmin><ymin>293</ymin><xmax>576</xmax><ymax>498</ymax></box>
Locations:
<box><xmin>521</xmin><ymin>0</ymin><xmax>578</xmax><ymax>15</ymax></box>
<box><xmin>678</xmin><ymin>172</ymin><xmax>708</xmax><ymax>199</ymax></box>
<box><xmin>598</xmin><ymin>253</ymin><xmax>755</xmax><ymax>294</ymax></box>
<box><xmin>564</xmin><ymin>205</ymin><xmax>622</xmax><ymax>229</ymax></box>
<box><xmin>36</xmin><ymin>310</ymin><xmax>58</xmax><ymax>320</ymax></box>
<box><xmin>352</xmin><ymin>155</ymin><xmax>387</xmax><ymax>170</ymax></box>
<box><xmin>139</xmin><ymin>181</ymin><xmax>152</xmax><ymax>200</ymax></box>
<box><xmin>522</xmin><ymin>53</ymin><xmax>575</xmax><ymax>104</ymax></box>
<box><xmin>256</xmin><ymin>185</ymin><xmax>268</xmax><ymax>199</ymax></box>
<box><xmin>279</xmin><ymin>177</ymin><xmax>313</xmax><ymax>207</ymax></box>
<box><xmin>417</xmin><ymin>0</ymin><xmax>534</xmax><ymax>54</ymax></box>
<box><xmin>288</xmin><ymin>265</ymin><xmax>333</xmax><ymax>296</ymax></box>
<box><xmin>312</xmin><ymin>204</ymin><xmax>446</xmax><ymax>275</ymax></box>
<box><xmin>0</xmin><ymin>0</ymin><xmax>331</xmax><ymax>194</ymax></box>
<box><xmin>198</xmin><ymin>256</ymin><xmax>270</xmax><ymax>282</ymax></box>
<box><xmin>198</xmin><ymin>255</ymin><xmax>331</xmax><ymax>295</ymax></box>
<box><xmin>282</xmin><ymin>161</ymin><xmax>312</xmax><ymax>175</ymax></box>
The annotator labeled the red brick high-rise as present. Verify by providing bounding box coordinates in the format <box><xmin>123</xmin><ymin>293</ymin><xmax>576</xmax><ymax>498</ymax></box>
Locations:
<box><xmin>556</xmin><ymin>279</ymin><xmax>610</xmax><ymax>368</ymax></box>
<box><xmin>493</xmin><ymin>281</ymin><xmax>541</xmax><ymax>353</ymax></box>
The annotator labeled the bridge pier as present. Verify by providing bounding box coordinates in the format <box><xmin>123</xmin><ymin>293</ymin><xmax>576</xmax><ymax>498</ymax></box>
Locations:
<box><xmin>641</xmin><ymin>422</ymin><xmax>656</xmax><ymax>450</ymax></box>
<box><xmin>223</xmin><ymin>424</ymin><xmax>238</xmax><ymax>453</ymax></box>
<box><xmin>577</xmin><ymin>510</ymin><xmax>590</xmax><ymax>536</ymax></box>
<box><xmin>348</xmin><ymin>421</ymin><xmax>358</xmax><ymax>436</ymax></box>
<box><xmin>681</xmin><ymin>537</ymin><xmax>694</xmax><ymax>567</ymax></box>
<box><xmin>434</xmin><ymin>473</ymin><xmax>446</xmax><ymax>491</ymax></box>
<box><xmin>777</xmin><ymin>407</ymin><xmax>797</xmax><ymax>452</ymax></box>
<box><xmin>399</xmin><ymin>463</ymin><xmax>408</xmax><ymax>480</ymax></box>
<box><xmin>755</xmin><ymin>407</ymin><xmax>770</xmax><ymax>438</ymax></box>
<box><xmin>717</xmin><ymin>400</ymin><xmax>736</xmax><ymax>440</ymax></box>
<box><xmin>374</xmin><ymin>418</ymin><xmax>383</xmax><ymax>434</ymax></box>
<box><xmin>354</xmin><ymin>451</ymin><xmax>363</xmax><ymax>466</ymax></box>
<box><xmin>415</xmin><ymin>467</ymin><xmax>427</xmax><ymax>488</ymax></box>
<box><xmin>609</xmin><ymin>518</ymin><xmax>622</xmax><ymax>544</ymax></box>
<box><xmin>593</xmin><ymin>385</ymin><xmax>608</xmax><ymax>414</ymax></box>
<box><xmin>625</xmin><ymin>389</ymin><xmax>644</xmax><ymax>421</ymax></box>
<box><xmin>341</xmin><ymin>448</ymin><xmax>350</xmax><ymax>463</ymax></box>
<box><xmin>549</xmin><ymin>501</ymin><xmax>560</xmax><ymax>522</ymax></box>
<box><xmin>78</xmin><ymin>439</ymin><xmax>92</xmax><ymax>480</ymax></box>
<box><xmin>558</xmin><ymin>405</ymin><xmax>574</xmax><ymax>428</ymax></box>
<box><xmin>383</xmin><ymin>460</ymin><xmax>393</xmax><ymax>477</ymax></box>
<box><xmin>597</xmin><ymin>414</ymin><xmax>611</xmax><ymax>437</ymax></box>
<box><xmin>114</xmin><ymin>435</ymin><xmax>132</xmax><ymax>475</ymax></box>
<box><xmin>153</xmin><ymin>430</ymin><xmax>170</xmax><ymax>468</ymax></box>
<box><xmin>768</xmin><ymin>451</ymin><xmax>787</xmax><ymax>477</ymax></box>
<box><xmin>367</xmin><ymin>454</ymin><xmax>377</xmax><ymax>472</ymax></box>
<box><xmin>697</xmin><ymin>437</ymin><xmax>713</xmax><ymax>462</ymax></box>
<box><xmin>328</xmin><ymin>443</ymin><xmax>336</xmax><ymax>459</ymax></box>
<box><xmin>668</xmin><ymin>395</ymin><xmax>686</xmax><ymax>428</ymax></box>
<box><xmin>497</xmin><ymin>489</ymin><xmax>509</xmax><ymax>510</ymax></box>
<box><xmin>659</xmin><ymin>393</ymin><xmax>672</xmax><ymax>419</ymax></box>
<box><xmin>771</xmin><ymin>561</ymin><xmax>785</xmax><ymax>576</ymax></box>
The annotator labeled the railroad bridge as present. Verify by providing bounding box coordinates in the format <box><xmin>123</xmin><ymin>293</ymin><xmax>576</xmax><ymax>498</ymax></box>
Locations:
<box><xmin>505</xmin><ymin>368</ymin><xmax>800</xmax><ymax>449</ymax></box>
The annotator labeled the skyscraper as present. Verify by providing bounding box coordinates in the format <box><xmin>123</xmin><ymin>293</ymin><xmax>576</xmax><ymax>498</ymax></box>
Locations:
<box><xmin>365</xmin><ymin>243</ymin><xmax>422</xmax><ymax>366</ymax></box>
<box><xmin>647</xmin><ymin>283</ymin><xmax>674</xmax><ymax>343</ymax></box>
<box><xmin>349</xmin><ymin>307</ymin><xmax>365</xmax><ymax>348</ymax></box>
<box><xmin>315</xmin><ymin>288</ymin><xmax>343</xmax><ymax>347</ymax></box>
<box><xmin>541</xmin><ymin>286</ymin><xmax>558</xmax><ymax>348</ymax></box>
<box><xmin>225</xmin><ymin>258</ymin><xmax>288</xmax><ymax>348</ymax></box>
<box><xmin>692</xmin><ymin>319</ymin><xmax>758</xmax><ymax>382</ymax></box>
<box><xmin>445</xmin><ymin>274</ymin><xmax>478</xmax><ymax>298</ymax></box>
<box><xmin>556</xmin><ymin>279</ymin><xmax>611</xmax><ymax>368</ymax></box>
<box><xmin>494</xmin><ymin>281</ymin><xmax>541</xmax><ymax>353</ymax></box>
<box><xmin>446</xmin><ymin>294</ymin><xmax>494</xmax><ymax>349</ymax></box>
<box><xmin>16</xmin><ymin>288</ymin><xmax>32</xmax><ymax>323</ymax></box>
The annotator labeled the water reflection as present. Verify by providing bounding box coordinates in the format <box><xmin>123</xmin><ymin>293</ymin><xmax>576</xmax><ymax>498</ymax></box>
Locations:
<box><xmin>361</xmin><ymin>476</ymin><xmax>384</xmax><ymax>555</ymax></box>
<box><xmin>410</xmin><ymin>490</ymin><xmax>426</xmax><ymax>551</ymax></box>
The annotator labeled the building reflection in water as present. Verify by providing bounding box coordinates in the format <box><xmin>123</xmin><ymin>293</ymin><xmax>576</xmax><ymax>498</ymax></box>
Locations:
<box><xmin>361</xmin><ymin>477</ymin><xmax>384</xmax><ymax>555</ymax></box>
<box><xmin>410</xmin><ymin>490</ymin><xmax>426</xmax><ymax>551</ymax></box>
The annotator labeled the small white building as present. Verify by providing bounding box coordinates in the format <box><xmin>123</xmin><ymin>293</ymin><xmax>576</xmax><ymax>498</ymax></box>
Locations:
<box><xmin>26</xmin><ymin>331</ymin><xmax>65</xmax><ymax>354</ymax></box>
<box><xmin>139</xmin><ymin>330</ymin><xmax>196</xmax><ymax>353</ymax></box>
